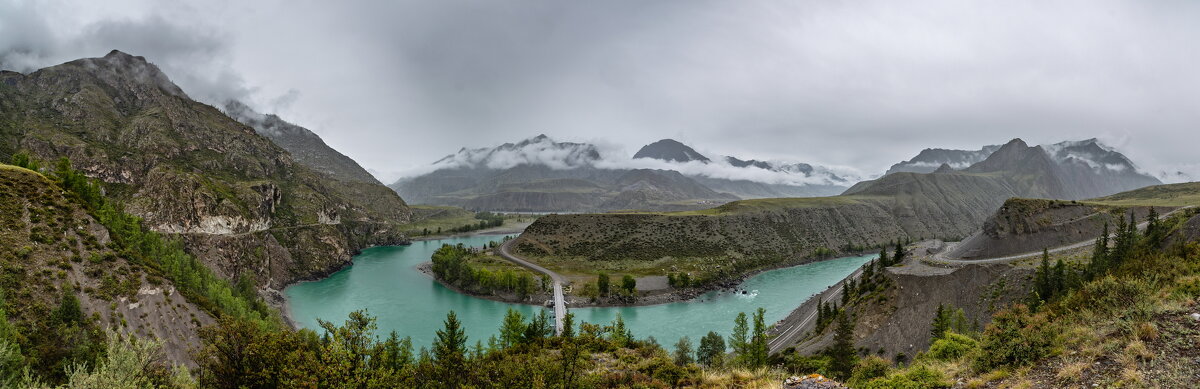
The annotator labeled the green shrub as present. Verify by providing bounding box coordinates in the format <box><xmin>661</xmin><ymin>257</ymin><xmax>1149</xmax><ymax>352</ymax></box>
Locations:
<box><xmin>972</xmin><ymin>304</ymin><xmax>1056</xmax><ymax>372</ymax></box>
<box><xmin>848</xmin><ymin>355</ymin><xmax>891</xmax><ymax>386</ymax></box>
<box><xmin>858</xmin><ymin>364</ymin><xmax>950</xmax><ymax>389</ymax></box>
<box><xmin>927</xmin><ymin>332</ymin><xmax>977</xmax><ymax>361</ymax></box>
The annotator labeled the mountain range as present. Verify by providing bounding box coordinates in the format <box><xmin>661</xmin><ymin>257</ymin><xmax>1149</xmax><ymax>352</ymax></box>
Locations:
<box><xmin>390</xmin><ymin>135</ymin><xmax>853</xmax><ymax>211</ymax></box>
<box><xmin>0</xmin><ymin>50</ymin><xmax>411</xmax><ymax>298</ymax></box>
<box><xmin>514</xmin><ymin>138</ymin><xmax>1165</xmax><ymax>267</ymax></box>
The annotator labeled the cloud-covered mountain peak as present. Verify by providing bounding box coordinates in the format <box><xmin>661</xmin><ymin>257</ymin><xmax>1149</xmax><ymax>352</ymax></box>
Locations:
<box><xmin>1043</xmin><ymin>138</ymin><xmax>1138</xmax><ymax>173</ymax></box>
<box><xmin>433</xmin><ymin>134</ymin><xmax>603</xmax><ymax>171</ymax></box>
<box><xmin>885</xmin><ymin>144</ymin><xmax>1002</xmax><ymax>175</ymax></box>
<box><xmin>633</xmin><ymin>139</ymin><xmax>711</xmax><ymax>163</ymax></box>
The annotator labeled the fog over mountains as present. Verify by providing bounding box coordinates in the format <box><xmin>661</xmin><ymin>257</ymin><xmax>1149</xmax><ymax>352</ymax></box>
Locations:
<box><xmin>389</xmin><ymin>135</ymin><xmax>860</xmax><ymax>211</ymax></box>
<box><xmin>389</xmin><ymin>134</ymin><xmax>1163</xmax><ymax>212</ymax></box>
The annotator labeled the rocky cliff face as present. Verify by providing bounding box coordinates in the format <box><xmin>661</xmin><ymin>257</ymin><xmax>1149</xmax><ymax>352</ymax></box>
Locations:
<box><xmin>0</xmin><ymin>51</ymin><xmax>411</xmax><ymax>291</ymax></box>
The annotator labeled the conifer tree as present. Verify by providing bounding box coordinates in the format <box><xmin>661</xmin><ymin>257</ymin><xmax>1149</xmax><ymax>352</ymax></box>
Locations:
<box><xmin>748</xmin><ymin>308</ymin><xmax>769</xmax><ymax>368</ymax></box>
<box><xmin>1035</xmin><ymin>248</ymin><xmax>1053</xmax><ymax>300</ymax></box>
<box><xmin>930</xmin><ymin>303</ymin><xmax>949</xmax><ymax>340</ymax></box>
<box><xmin>829</xmin><ymin>310</ymin><xmax>856</xmax><ymax>379</ymax></box>
<box><xmin>498</xmin><ymin>308</ymin><xmax>526</xmax><ymax>348</ymax></box>
<box><xmin>729</xmin><ymin>312</ymin><xmax>749</xmax><ymax>360</ymax></box>
<box><xmin>561</xmin><ymin>312</ymin><xmax>575</xmax><ymax>339</ymax></box>
<box><xmin>673</xmin><ymin>337</ymin><xmax>695</xmax><ymax>366</ymax></box>
<box><xmin>433</xmin><ymin>311</ymin><xmax>467</xmax><ymax>388</ymax></box>
<box><xmin>1052</xmin><ymin>257</ymin><xmax>1066</xmax><ymax>295</ymax></box>
<box><xmin>816</xmin><ymin>297</ymin><xmax>824</xmax><ymax>324</ymax></box>
<box><xmin>1089</xmin><ymin>222</ymin><xmax>1110</xmax><ymax>278</ymax></box>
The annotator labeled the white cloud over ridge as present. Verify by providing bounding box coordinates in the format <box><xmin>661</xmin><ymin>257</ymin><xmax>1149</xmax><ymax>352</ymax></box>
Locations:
<box><xmin>396</xmin><ymin>135</ymin><xmax>862</xmax><ymax>187</ymax></box>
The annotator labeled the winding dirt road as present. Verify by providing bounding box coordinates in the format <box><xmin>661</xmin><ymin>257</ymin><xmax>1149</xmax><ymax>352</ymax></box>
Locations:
<box><xmin>498</xmin><ymin>239</ymin><xmax>567</xmax><ymax>335</ymax></box>
<box><xmin>931</xmin><ymin>206</ymin><xmax>1194</xmax><ymax>265</ymax></box>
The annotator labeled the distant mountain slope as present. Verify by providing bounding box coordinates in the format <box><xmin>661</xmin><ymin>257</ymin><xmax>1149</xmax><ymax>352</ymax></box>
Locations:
<box><xmin>391</xmin><ymin>136</ymin><xmax>736</xmax><ymax>212</ymax></box>
<box><xmin>883</xmin><ymin>138</ymin><xmax>1161</xmax><ymax>198</ymax></box>
<box><xmin>1043</xmin><ymin>139</ymin><xmax>1164</xmax><ymax>200</ymax></box>
<box><xmin>885</xmin><ymin>145</ymin><xmax>1000</xmax><ymax>175</ymax></box>
<box><xmin>0</xmin><ymin>51</ymin><xmax>411</xmax><ymax>293</ymax></box>
<box><xmin>223</xmin><ymin>101</ymin><xmax>381</xmax><ymax>185</ymax></box>
<box><xmin>391</xmin><ymin>135</ymin><xmax>854</xmax><ymax>211</ymax></box>
<box><xmin>514</xmin><ymin>138</ymin><xmax>1167</xmax><ymax>283</ymax></box>
<box><xmin>633</xmin><ymin>139</ymin><xmax>711</xmax><ymax>163</ymax></box>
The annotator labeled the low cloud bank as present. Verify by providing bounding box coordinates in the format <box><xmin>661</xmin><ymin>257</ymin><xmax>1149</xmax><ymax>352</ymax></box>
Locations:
<box><xmin>387</xmin><ymin>135</ymin><xmax>864</xmax><ymax>187</ymax></box>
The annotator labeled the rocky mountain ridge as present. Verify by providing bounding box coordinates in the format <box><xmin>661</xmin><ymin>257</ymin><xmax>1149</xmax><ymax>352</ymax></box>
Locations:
<box><xmin>0</xmin><ymin>50</ymin><xmax>411</xmax><ymax>294</ymax></box>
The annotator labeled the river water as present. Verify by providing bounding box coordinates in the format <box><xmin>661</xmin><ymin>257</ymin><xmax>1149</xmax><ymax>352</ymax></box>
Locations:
<box><xmin>285</xmin><ymin>234</ymin><xmax>874</xmax><ymax>349</ymax></box>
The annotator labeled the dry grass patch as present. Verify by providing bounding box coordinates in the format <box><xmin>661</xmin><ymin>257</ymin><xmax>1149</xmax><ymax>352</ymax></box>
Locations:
<box><xmin>1055</xmin><ymin>360</ymin><xmax>1090</xmax><ymax>383</ymax></box>
<box><xmin>1133</xmin><ymin>321</ymin><xmax>1159</xmax><ymax>341</ymax></box>
<box><xmin>1118</xmin><ymin>367</ymin><xmax>1147</xmax><ymax>388</ymax></box>
<box><xmin>1123</xmin><ymin>340</ymin><xmax>1154</xmax><ymax>363</ymax></box>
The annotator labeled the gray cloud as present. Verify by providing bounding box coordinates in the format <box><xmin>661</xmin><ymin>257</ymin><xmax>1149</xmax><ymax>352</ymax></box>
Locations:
<box><xmin>2</xmin><ymin>0</ymin><xmax>1198</xmax><ymax>183</ymax></box>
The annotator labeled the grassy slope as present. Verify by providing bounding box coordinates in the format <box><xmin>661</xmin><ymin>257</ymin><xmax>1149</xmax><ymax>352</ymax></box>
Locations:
<box><xmin>1088</xmin><ymin>181</ymin><xmax>1200</xmax><ymax>207</ymax></box>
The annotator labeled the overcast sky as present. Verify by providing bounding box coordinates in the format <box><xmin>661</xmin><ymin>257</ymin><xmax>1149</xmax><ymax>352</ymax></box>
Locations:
<box><xmin>2</xmin><ymin>0</ymin><xmax>1198</xmax><ymax>182</ymax></box>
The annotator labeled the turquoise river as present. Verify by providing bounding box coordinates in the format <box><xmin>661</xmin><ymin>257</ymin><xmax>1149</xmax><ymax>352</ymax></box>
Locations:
<box><xmin>285</xmin><ymin>233</ymin><xmax>875</xmax><ymax>348</ymax></box>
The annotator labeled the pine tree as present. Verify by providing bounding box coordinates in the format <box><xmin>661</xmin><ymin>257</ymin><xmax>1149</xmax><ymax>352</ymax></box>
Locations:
<box><xmin>828</xmin><ymin>310</ymin><xmax>856</xmax><ymax>379</ymax></box>
<box><xmin>892</xmin><ymin>242</ymin><xmax>905</xmax><ymax>265</ymax></box>
<box><xmin>1052</xmin><ymin>257</ymin><xmax>1066</xmax><ymax>295</ymax></box>
<box><xmin>841</xmin><ymin>281</ymin><xmax>851</xmax><ymax>305</ymax></box>
<box><xmin>878</xmin><ymin>247</ymin><xmax>890</xmax><ymax>267</ymax></box>
<box><xmin>748</xmin><ymin>308</ymin><xmax>769</xmax><ymax>368</ymax></box>
<box><xmin>498</xmin><ymin>308</ymin><xmax>526</xmax><ymax>348</ymax></box>
<box><xmin>1035</xmin><ymin>248</ymin><xmax>1053</xmax><ymax>300</ymax></box>
<box><xmin>729</xmin><ymin>312</ymin><xmax>749</xmax><ymax>361</ymax></box>
<box><xmin>561</xmin><ymin>312</ymin><xmax>575</xmax><ymax>339</ymax></box>
<box><xmin>816</xmin><ymin>297</ymin><xmax>825</xmax><ymax>327</ymax></box>
<box><xmin>609</xmin><ymin>313</ymin><xmax>632</xmax><ymax>347</ymax></box>
<box><xmin>1146</xmin><ymin>207</ymin><xmax>1161</xmax><ymax>241</ymax></box>
<box><xmin>930</xmin><ymin>303</ymin><xmax>949</xmax><ymax>340</ymax></box>
<box><xmin>1089</xmin><ymin>222</ymin><xmax>1110</xmax><ymax>278</ymax></box>
<box><xmin>433</xmin><ymin>311</ymin><xmax>468</xmax><ymax>388</ymax></box>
